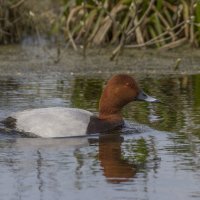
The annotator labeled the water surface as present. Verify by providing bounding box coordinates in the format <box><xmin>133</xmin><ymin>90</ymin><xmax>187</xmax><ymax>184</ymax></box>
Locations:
<box><xmin>0</xmin><ymin>49</ymin><xmax>200</xmax><ymax>200</ymax></box>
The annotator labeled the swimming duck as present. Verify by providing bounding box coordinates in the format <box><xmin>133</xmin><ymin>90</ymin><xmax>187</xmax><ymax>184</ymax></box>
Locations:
<box><xmin>3</xmin><ymin>74</ymin><xmax>159</xmax><ymax>138</ymax></box>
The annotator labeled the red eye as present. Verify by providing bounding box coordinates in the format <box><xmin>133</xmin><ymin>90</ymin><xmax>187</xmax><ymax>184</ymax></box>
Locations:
<box><xmin>125</xmin><ymin>82</ymin><xmax>130</xmax><ymax>87</ymax></box>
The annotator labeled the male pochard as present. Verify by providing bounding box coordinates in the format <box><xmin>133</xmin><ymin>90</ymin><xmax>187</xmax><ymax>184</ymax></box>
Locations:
<box><xmin>4</xmin><ymin>74</ymin><xmax>159</xmax><ymax>138</ymax></box>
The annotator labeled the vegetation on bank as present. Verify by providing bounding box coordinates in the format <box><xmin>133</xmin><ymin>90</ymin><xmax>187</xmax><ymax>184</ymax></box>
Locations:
<box><xmin>0</xmin><ymin>0</ymin><xmax>32</xmax><ymax>43</ymax></box>
<box><xmin>1</xmin><ymin>0</ymin><xmax>200</xmax><ymax>58</ymax></box>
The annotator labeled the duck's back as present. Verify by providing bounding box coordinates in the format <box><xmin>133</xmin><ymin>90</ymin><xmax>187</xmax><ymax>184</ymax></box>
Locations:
<box><xmin>10</xmin><ymin>107</ymin><xmax>93</xmax><ymax>138</ymax></box>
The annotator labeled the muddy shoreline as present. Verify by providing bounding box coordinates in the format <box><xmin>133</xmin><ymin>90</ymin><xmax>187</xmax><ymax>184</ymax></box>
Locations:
<box><xmin>0</xmin><ymin>45</ymin><xmax>200</xmax><ymax>77</ymax></box>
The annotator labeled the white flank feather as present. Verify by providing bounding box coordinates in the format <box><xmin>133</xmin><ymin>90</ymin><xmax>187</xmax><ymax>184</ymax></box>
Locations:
<box><xmin>12</xmin><ymin>107</ymin><xmax>93</xmax><ymax>138</ymax></box>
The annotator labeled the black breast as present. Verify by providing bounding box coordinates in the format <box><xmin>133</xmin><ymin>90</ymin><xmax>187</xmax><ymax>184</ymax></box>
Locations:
<box><xmin>86</xmin><ymin>116</ymin><xmax>124</xmax><ymax>134</ymax></box>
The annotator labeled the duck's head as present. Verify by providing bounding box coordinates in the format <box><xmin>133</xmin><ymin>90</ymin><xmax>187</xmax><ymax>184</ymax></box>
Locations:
<box><xmin>99</xmin><ymin>74</ymin><xmax>159</xmax><ymax>121</ymax></box>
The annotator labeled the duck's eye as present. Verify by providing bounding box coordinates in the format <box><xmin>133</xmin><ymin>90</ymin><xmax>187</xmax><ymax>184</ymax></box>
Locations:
<box><xmin>125</xmin><ymin>82</ymin><xmax>134</xmax><ymax>89</ymax></box>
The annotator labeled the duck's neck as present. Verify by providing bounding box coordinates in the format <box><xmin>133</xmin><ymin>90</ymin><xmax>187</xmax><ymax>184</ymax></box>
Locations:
<box><xmin>98</xmin><ymin>98</ymin><xmax>123</xmax><ymax>121</ymax></box>
<box><xmin>99</xmin><ymin>108</ymin><xmax>122</xmax><ymax>121</ymax></box>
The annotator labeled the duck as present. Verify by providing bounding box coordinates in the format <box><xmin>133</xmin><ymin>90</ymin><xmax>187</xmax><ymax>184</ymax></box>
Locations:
<box><xmin>3</xmin><ymin>74</ymin><xmax>159</xmax><ymax>138</ymax></box>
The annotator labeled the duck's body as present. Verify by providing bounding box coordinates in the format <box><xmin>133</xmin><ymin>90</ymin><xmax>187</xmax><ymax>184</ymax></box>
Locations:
<box><xmin>3</xmin><ymin>74</ymin><xmax>159</xmax><ymax>138</ymax></box>
<box><xmin>7</xmin><ymin>107</ymin><xmax>124</xmax><ymax>137</ymax></box>
<box><xmin>10</xmin><ymin>107</ymin><xmax>93</xmax><ymax>137</ymax></box>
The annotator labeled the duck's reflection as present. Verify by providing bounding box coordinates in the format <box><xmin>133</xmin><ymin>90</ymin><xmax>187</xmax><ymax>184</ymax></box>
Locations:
<box><xmin>90</xmin><ymin>134</ymin><xmax>136</xmax><ymax>183</ymax></box>
<box><xmin>1</xmin><ymin>133</ymin><xmax>136</xmax><ymax>198</ymax></box>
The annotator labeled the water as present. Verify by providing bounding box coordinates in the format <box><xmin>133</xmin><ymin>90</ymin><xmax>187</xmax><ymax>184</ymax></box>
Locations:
<box><xmin>0</xmin><ymin>48</ymin><xmax>200</xmax><ymax>199</ymax></box>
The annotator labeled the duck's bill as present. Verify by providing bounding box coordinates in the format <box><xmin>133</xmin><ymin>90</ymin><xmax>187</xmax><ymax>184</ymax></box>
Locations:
<box><xmin>135</xmin><ymin>90</ymin><xmax>160</xmax><ymax>103</ymax></box>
